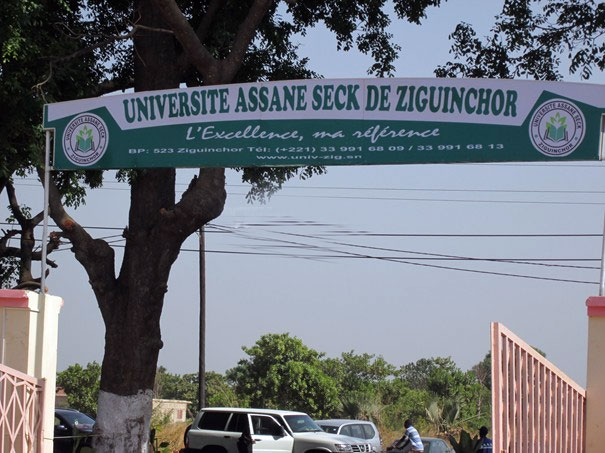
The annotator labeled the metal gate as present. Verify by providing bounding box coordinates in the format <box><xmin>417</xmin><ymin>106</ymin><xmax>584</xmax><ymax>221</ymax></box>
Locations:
<box><xmin>0</xmin><ymin>363</ymin><xmax>45</xmax><ymax>453</ymax></box>
<box><xmin>491</xmin><ymin>322</ymin><xmax>585</xmax><ymax>453</ymax></box>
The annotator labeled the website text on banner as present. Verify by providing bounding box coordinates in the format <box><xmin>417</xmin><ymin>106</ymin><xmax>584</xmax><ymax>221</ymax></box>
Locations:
<box><xmin>43</xmin><ymin>78</ymin><xmax>605</xmax><ymax>170</ymax></box>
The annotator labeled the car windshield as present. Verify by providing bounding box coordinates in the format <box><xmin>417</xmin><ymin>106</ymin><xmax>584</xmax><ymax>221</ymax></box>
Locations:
<box><xmin>60</xmin><ymin>411</ymin><xmax>95</xmax><ymax>427</ymax></box>
<box><xmin>320</xmin><ymin>425</ymin><xmax>338</xmax><ymax>434</ymax></box>
<box><xmin>283</xmin><ymin>415</ymin><xmax>323</xmax><ymax>433</ymax></box>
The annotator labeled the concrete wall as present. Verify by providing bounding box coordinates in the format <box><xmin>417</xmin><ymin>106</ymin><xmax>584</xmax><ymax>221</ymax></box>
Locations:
<box><xmin>152</xmin><ymin>399</ymin><xmax>191</xmax><ymax>423</ymax></box>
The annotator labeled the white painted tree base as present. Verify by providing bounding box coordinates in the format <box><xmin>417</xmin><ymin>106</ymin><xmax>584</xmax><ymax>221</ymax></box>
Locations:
<box><xmin>93</xmin><ymin>389</ymin><xmax>153</xmax><ymax>452</ymax></box>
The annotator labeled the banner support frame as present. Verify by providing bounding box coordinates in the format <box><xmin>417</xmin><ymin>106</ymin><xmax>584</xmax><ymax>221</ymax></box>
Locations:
<box><xmin>600</xmin><ymin>115</ymin><xmax>605</xmax><ymax>161</ymax></box>
<box><xmin>40</xmin><ymin>130</ymin><xmax>52</xmax><ymax>295</ymax></box>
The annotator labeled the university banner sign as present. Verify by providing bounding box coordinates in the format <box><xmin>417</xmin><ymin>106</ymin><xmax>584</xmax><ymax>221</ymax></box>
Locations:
<box><xmin>43</xmin><ymin>78</ymin><xmax>605</xmax><ymax>170</ymax></box>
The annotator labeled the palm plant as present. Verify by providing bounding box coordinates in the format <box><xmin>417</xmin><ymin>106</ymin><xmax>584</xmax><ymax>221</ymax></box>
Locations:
<box><xmin>425</xmin><ymin>400</ymin><xmax>460</xmax><ymax>435</ymax></box>
<box><xmin>447</xmin><ymin>430</ymin><xmax>479</xmax><ymax>453</ymax></box>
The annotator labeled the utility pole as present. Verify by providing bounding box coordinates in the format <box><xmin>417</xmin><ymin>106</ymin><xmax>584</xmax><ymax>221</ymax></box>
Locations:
<box><xmin>198</xmin><ymin>226</ymin><xmax>206</xmax><ymax>411</ymax></box>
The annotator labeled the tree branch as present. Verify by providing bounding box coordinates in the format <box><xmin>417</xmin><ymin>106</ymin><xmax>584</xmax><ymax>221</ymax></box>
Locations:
<box><xmin>34</xmin><ymin>23</ymin><xmax>167</xmax><ymax>93</ymax></box>
<box><xmin>176</xmin><ymin>0</ymin><xmax>225</xmax><ymax>74</ymax></box>
<box><xmin>0</xmin><ymin>229</ymin><xmax>19</xmax><ymax>242</ymax></box>
<box><xmin>221</xmin><ymin>0</ymin><xmax>273</xmax><ymax>82</ymax></box>
<box><xmin>37</xmin><ymin>168</ymin><xmax>118</xmax><ymax>311</ymax></box>
<box><xmin>0</xmin><ymin>230</ymin><xmax>20</xmax><ymax>256</ymax></box>
<box><xmin>51</xmin><ymin>29</ymin><xmax>138</xmax><ymax>65</ymax></box>
<box><xmin>153</xmin><ymin>0</ymin><xmax>221</xmax><ymax>83</ymax></box>
<box><xmin>30</xmin><ymin>210</ymin><xmax>45</xmax><ymax>227</ymax></box>
<box><xmin>91</xmin><ymin>78</ymin><xmax>135</xmax><ymax>97</ymax></box>
<box><xmin>159</xmin><ymin>168</ymin><xmax>226</xmax><ymax>239</ymax></box>
<box><xmin>1</xmin><ymin>246</ymin><xmax>58</xmax><ymax>268</ymax></box>
<box><xmin>0</xmin><ymin>176</ymin><xmax>8</xmax><ymax>196</ymax></box>
<box><xmin>195</xmin><ymin>0</ymin><xmax>225</xmax><ymax>44</ymax></box>
<box><xmin>0</xmin><ymin>246</ymin><xmax>22</xmax><ymax>259</ymax></box>
<box><xmin>5</xmin><ymin>182</ymin><xmax>27</xmax><ymax>226</ymax></box>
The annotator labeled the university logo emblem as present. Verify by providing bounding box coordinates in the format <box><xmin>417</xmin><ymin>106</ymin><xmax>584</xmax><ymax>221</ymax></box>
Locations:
<box><xmin>529</xmin><ymin>99</ymin><xmax>585</xmax><ymax>157</ymax></box>
<box><xmin>62</xmin><ymin>113</ymin><xmax>108</xmax><ymax>166</ymax></box>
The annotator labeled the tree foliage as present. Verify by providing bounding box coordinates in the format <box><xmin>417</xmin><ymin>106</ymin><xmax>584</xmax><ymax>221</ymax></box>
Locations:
<box><xmin>435</xmin><ymin>0</ymin><xmax>605</xmax><ymax>80</ymax></box>
<box><xmin>396</xmin><ymin>357</ymin><xmax>490</xmax><ymax>433</ymax></box>
<box><xmin>322</xmin><ymin>351</ymin><xmax>395</xmax><ymax>421</ymax></box>
<box><xmin>0</xmin><ymin>0</ymin><xmax>109</xmax><ymax>288</ymax></box>
<box><xmin>56</xmin><ymin>362</ymin><xmax>102</xmax><ymax>417</ymax></box>
<box><xmin>145</xmin><ymin>336</ymin><xmax>493</xmax><ymax>438</ymax></box>
<box><xmin>205</xmin><ymin>371</ymin><xmax>241</xmax><ymax>408</ymax></box>
<box><xmin>155</xmin><ymin>366</ymin><xmax>198</xmax><ymax>404</ymax></box>
<box><xmin>227</xmin><ymin>333</ymin><xmax>340</xmax><ymax>417</ymax></box>
<box><xmin>154</xmin><ymin>368</ymin><xmax>241</xmax><ymax>412</ymax></box>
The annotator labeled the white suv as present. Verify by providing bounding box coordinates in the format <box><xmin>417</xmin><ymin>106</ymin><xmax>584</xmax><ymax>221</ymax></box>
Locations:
<box><xmin>315</xmin><ymin>420</ymin><xmax>381</xmax><ymax>452</ymax></box>
<box><xmin>185</xmin><ymin>407</ymin><xmax>372</xmax><ymax>453</ymax></box>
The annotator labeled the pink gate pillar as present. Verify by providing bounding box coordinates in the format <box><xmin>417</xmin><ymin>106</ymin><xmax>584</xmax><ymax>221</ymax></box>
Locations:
<box><xmin>586</xmin><ymin>297</ymin><xmax>605</xmax><ymax>453</ymax></box>
<box><xmin>0</xmin><ymin>290</ymin><xmax>63</xmax><ymax>453</ymax></box>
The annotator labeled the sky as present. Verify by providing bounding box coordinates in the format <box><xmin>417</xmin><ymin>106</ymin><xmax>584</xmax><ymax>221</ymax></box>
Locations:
<box><xmin>4</xmin><ymin>0</ymin><xmax>605</xmax><ymax>387</ymax></box>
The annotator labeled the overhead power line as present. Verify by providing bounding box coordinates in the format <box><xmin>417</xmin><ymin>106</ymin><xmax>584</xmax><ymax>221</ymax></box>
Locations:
<box><xmin>49</xmin><ymin>231</ymin><xmax>600</xmax><ymax>269</ymax></box>
<box><xmin>16</xmin><ymin>177</ymin><xmax>605</xmax><ymax>195</ymax></box>
<box><xmin>323</xmin><ymin>232</ymin><xmax>604</xmax><ymax>238</ymax></box>
<box><xmin>52</xmin><ymin>241</ymin><xmax>597</xmax><ymax>285</ymax></box>
<box><xmin>1</xmin><ymin>221</ymin><xmax>604</xmax><ymax>238</ymax></box>
<box><xmin>222</xmin><ymin>224</ymin><xmax>603</xmax><ymax>269</ymax></box>
<box><xmin>3</xmin><ymin>220</ymin><xmax>602</xmax><ymax>283</ymax></box>
<box><xmin>210</xmin><ymin>224</ymin><xmax>600</xmax><ymax>284</ymax></box>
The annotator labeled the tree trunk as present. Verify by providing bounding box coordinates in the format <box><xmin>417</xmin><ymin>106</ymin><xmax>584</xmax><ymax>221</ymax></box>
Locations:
<box><xmin>91</xmin><ymin>2</ymin><xmax>211</xmax><ymax>451</ymax></box>
<box><xmin>40</xmin><ymin>0</ymin><xmax>231</xmax><ymax>449</ymax></box>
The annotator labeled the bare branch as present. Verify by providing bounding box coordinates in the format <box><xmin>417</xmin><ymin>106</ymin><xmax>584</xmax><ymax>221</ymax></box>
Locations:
<box><xmin>0</xmin><ymin>229</ymin><xmax>19</xmax><ymax>249</ymax></box>
<box><xmin>33</xmin><ymin>23</ymin><xmax>165</xmax><ymax>93</ymax></box>
<box><xmin>2</xmin><ymin>247</ymin><xmax>58</xmax><ymax>268</ymax></box>
<box><xmin>91</xmin><ymin>78</ymin><xmax>135</xmax><ymax>97</ymax></box>
<box><xmin>0</xmin><ymin>246</ymin><xmax>22</xmax><ymax>259</ymax></box>
<box><xmin>0</xmin><ymin>176</ymin><xmax>8</xmax><ymax>195</ymax></box>
<box><xmin>0</xmin><ymin>229</ymin><xmax>59</xmax><ymax>264</ymax></box>
<box><xmin>33</xmin><ymin>65</ymin><xmax>53</xmax><ymax>101</ymax></box>
<box><xmin>31</xmin><ymin>252</ymin><xmax>59</xmax><ymax>268</ymax></box>
<box><xmin>30</xmin><ymin>210</ymin><xmax>45</xmax><ymax>227</ymax></box>
<box><xmin>51</xmin><ymin>28</ymin><xmax>138</xmax><ymax>65</ymax></box>
<box><xmin>5</xmin><ymin>182</ymin><xmax>27</xmax><ymax>226</ymax></box>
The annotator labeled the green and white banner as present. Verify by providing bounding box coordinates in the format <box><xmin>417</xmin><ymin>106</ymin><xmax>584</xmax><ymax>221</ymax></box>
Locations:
<box><xmin>43</xmin><ymin>78</ymin><xmax>605</xmax><ymax>170</ymax></box>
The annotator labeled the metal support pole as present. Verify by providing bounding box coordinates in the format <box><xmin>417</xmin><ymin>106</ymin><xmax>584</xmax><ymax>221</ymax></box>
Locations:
<box><xmin>40</xmin><ymin>130</ymin><xmax>51</xmax><ymax>295</ymax></box>
<box><xmin>599</xmin><ymin>213</ymin><xmax>605</xmax><ymax>296</ymax></box>
<box><xmin>198</xmin><ymin>226</ymin><xmax>206</xmax><ymax>410</ymax></box>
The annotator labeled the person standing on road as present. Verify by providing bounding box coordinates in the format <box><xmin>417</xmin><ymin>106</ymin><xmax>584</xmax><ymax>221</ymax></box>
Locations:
<box><xmin>400</xmin><ymin>419</ymin><xmax>424</xmax><ymax>452</ymax></box>
<box><xmin>475</xmin><ymin>426</ymin><xmax>493</xmax><ymax>453</ymax></box>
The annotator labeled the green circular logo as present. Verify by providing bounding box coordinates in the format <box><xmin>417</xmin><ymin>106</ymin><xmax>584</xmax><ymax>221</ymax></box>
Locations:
<box><xmin>529</xmin><ymin>99</ymin><xmax>585</xmax><ymax>157</ymax></box>
<box><xmin>62</xmin><ymin>113</ymin><xmax>108</xmax><ymax>166</ymax></box>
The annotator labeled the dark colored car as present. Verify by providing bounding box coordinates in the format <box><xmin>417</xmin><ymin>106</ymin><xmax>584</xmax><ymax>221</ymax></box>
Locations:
<box><xmin>54</xmin><ymin>408</ymin><xmax>95</xmax><ymax>453</ymax></box>
<box><xmin>392</xmin><ymin>437</ymin><xmax>453</xmax><ymax>453</ymax></box>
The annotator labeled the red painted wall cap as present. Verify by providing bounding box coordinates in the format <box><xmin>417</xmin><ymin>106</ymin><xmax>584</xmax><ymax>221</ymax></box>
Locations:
<box><xmin>0</xmin><ymin>289</ymin><xmax>30</xmax><ymax>308</ymax></box>
<box><xmin>586</xmin><ymin>296</ymin><xmax>605</xmax><ymax>317</ymax></box>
